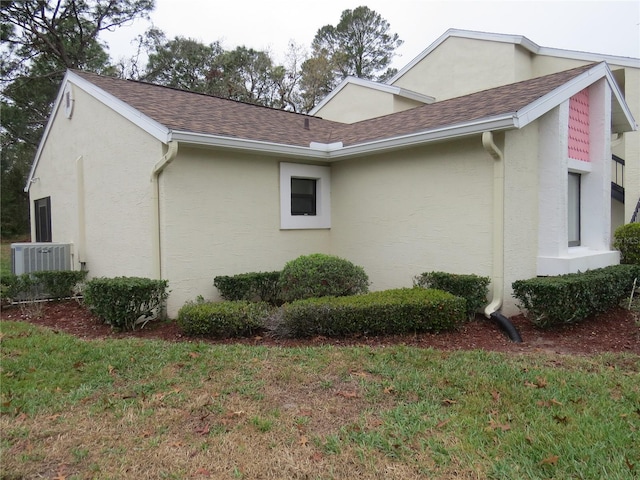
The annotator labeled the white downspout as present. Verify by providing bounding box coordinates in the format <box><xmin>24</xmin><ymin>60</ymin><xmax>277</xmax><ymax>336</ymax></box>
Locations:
<box><xmin>482</xmin><ymin>131</ymin><xmax>504</xmax><ymax>318</ymax></box>
<box><xmin>76</xmin><ymin>156</ymin><xmax>87</xmax><ymax>268</ymax></box>
<box><xmin>151</xmin><ymin>141</ymin><xmax>178</xmax><ymax>280</ymax></box>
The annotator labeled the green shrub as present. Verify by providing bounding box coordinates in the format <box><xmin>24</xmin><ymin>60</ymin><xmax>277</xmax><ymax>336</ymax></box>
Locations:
<box><xmin>83</xmin><ymin>277</ymin><xmax>169</xmax><ymax>331</ymax></box>
<box><xmin>613</xmin><ymin>223</ymin><xmax>640</xmax><ymax>265</ymax></box>
<box><xmin>32</xmin><ymin>270</ymin><xmax>87</xmax><ymax>299</ymax></box>
<box><xmin>281</xmin><ymin>288</ymin><xmax>466</xmax><ymax>338</ymax></box>
<box><xmin>177</xmin><ymin>300</ymin><xmax>270</xmax><ymax>337</ymax></box>
<box><xmin>512</xmin><ymin>264</ymin><xmax>640</xmax><ymax>328</ymax></box>
<box><xmin>414</xmin><ymin>271</ymin><xmax>490</xmax><ymax>319</ymax></box>
<box><xmin>214</xmin><ymin>271</ymin><xmax>282</xmax><ymax>305</ymax></box>
<box><xmin>0</xmin><ymin>270</ymin><xmax>87</xmax><ymax>301</ymax></box>
<box><xmin>0</xmin><ymin>273</ymin><xmax>30</xmax><ymax>301</ymax></box>
<box><xmin>278</xmin><ymin>253</ymin><xmax>369</xmax><ymax>302</ymax></box>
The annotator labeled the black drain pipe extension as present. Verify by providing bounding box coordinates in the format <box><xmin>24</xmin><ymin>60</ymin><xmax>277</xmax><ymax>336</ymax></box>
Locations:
<box><xmin>482</xmin><ymin>131</ymin><xmax>522</xmax><ymax>343</ymax></box>
<box><xmin>490</xmin><ymin>311</ymin><xmax>522</xmax><ymax>343</ymax></box>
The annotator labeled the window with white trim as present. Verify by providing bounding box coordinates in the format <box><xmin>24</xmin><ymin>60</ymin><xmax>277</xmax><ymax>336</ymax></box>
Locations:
<box><xmin>280</xmin><ymin>163</ymin><xmax>330</xmax><ymax>229</ymax></box>
<box><xmin>567</xmin><ymin>172</ymin><xmax>581</xmax><ymax>247</ymax></box>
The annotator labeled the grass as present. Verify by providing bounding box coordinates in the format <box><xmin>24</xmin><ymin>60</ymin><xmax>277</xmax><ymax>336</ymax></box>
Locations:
<box><xmin>0</xmin><ymin>238</ymin><xmax>13</xmax><ymax>278</ymax></box>
<box><xmin>1</xmin><ymin>321</ymin><xmax>639</xmax><ymax>479</ymax></box>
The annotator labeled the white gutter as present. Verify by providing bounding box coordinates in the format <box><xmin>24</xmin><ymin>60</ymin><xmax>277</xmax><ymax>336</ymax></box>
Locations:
<box><xmin>151</xmin><ymin>141</ymin><xmax>178</xmax><ymax>280</ymax></box>
<box><xmin>169</xmin><ymin>113</ymin><xmax>517</xmax><ymax>162</ymax></box>
<box><xmin>482</xmin><ymin>131</ymin><xmax>504</xmax><ymax>317</ymax></box>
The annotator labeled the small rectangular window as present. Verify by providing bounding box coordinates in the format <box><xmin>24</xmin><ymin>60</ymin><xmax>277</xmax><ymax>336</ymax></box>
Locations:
<box><xmin>291</xmin><ymin>178</ymin><xmax>316</xmax><ymax>216</ymax></box>
<box><xmin>568</xmin><ymin>173</ymin><xmax>580</xmax><ymax>247</ymax></box>
<box><xmin>34</xmin><ymin>196</ymin><xmax>52</xmax><ymax>242</ymax></box>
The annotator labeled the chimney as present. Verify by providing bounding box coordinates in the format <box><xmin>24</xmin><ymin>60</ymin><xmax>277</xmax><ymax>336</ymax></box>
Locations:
<box><xmin>304</xmin><ymin>118</ymin><xmax>310</xmax><ymax>130</ymax></box>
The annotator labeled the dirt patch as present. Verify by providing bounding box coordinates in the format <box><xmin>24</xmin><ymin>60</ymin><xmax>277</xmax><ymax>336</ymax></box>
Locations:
<box><xmin>1</xmin><ymin>300</ymin><xmax>639</xmax><ymax>355</ymax></box>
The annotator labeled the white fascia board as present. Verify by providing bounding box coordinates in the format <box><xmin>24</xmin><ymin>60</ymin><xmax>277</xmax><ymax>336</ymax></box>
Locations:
<box><xmin>25</xmin><ymin>70</ymin><xmax>171</xmax><ymax>192</ymax></box>
<box><xmin>170</xmin><ymin>115</ymin><xmax>516</xmax><ymax>163</ymax></box>
<box><xmin>66</xmin><ymin>71</ymin><xmax>170</xmax><ymax>142</ymax></box>
<box><xmin>387</xmin><ymin>28</ymin><xmax>639</xmax><ymax>85</ymax></box>
<box><xmin>329</xmin><ymin>114</ymin><xmax>517</xmax><ymax>160</ymax></box>
<box><xmin>311</xmin><ymin>76</ymin><xmax>434</xmax><ymax>115</ymax></box>
<box><xmin>515</xmin><ymin>63</ymin><xmax>637</xmax><ymax>131</ymax></box>
<box><xmin>168</xmin><ymin>130</ymin><xmax>332</xmax><ymax>159</ymax></box>
<box><xmin>25</xmin><ymin>71</ymin><xmax>72</xmax><ymax>191</ymax></box>
<box><xmin>387</xmin><ymin>29</ymin><xmax>541</xmax><ymax>85</ymax></box>
<box><xmin>537</xmin><ymin>46</ymin><xmax>640</xmax><ymax>69</ymax></box>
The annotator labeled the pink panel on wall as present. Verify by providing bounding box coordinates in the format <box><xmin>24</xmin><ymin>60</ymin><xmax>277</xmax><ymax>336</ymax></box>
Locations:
<box><xmin>568</xmin><ymin>88</ymin><xmax>590</xmax><ymax>162</ymax></box>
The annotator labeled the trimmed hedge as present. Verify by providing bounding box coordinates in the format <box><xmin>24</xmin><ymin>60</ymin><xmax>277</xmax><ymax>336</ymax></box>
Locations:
<box><xmin>214</xmin><ymin>271</ymin><xmax>282</xmax><ymax>305</ymax></box>
<box><xmin>83</xmin><ymin>277</ymin><xmax>169</xmax><ymax>331</ymax></box>
<box><xmin>177</xmin><ymin>300</ymin><xmax>270</xmax><ymax>337</ymax></box>
<box><xmin>278</xmin><ymin>253</ymin><xmax>369</xmax><ymax>302</ymax></box>
<box><xmin>512</xmin><ymin>264</ymin><xmax>640</xmax><ymax>328</ymax></box>
<box><xmin>613</xmin><ymin>223</ymin><xmax>640</xmax><ymax>265</ymax></box>
<box><xmin>0</xmin><ymin>270</ymin><xmax>87</xmax><ymax>301</ymax></box>
<box><xmin>281</xmin><ymin>288</ymin><xmax>466</xmax><ymax>338</ymax></box>
<box><xmin>414</xmin><ymin>271</ymin><xmax>490</xmax><ymax>319</ymax></box>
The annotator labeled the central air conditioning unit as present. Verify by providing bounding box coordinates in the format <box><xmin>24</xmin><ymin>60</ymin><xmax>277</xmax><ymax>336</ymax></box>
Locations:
<box><xmin>11</xmin><ymin>243</ymin><xmax>72</xmax><ymax>275</ymax></box>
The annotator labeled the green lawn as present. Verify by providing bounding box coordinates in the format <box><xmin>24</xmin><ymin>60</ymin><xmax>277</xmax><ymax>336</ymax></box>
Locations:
<box><xmin>1</xmin><ymin>320</ymin><xmax>638</xmax><ymax>479</ymax></box>
<box><xmin>0</xmin><ymin>238</ymin><xmax>12</xmax><ymax>278</ymax></box>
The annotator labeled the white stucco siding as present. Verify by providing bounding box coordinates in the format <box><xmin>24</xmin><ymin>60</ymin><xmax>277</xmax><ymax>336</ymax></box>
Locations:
<box><xmin>392</xmin><ymin>38</ymin><xmax>523</xmax><ymax>100</ymax></box>
<box><xmin>315</xmin><ymin>83</ymin><xmax>424</xmax><ymax>123</ymax></box>
<box><xmin>29</xmin><ymin>84</ymin><xmax>163</xmax><ymax>277</ymax></box>
<box><xmin>502</xmin><ymin>128</ymin><xmax>540</xmax><ymax>314</ymax></box>
<box><xmin>618</xmin><ymin>67</ymin><xmax>640</xmax><ymax>224</ymax></box>
<box><xmin>330</xmin><ymin>139</ymin><xmax>494</xmax><ymax>293</ymax></box>
<box><xmin>160</xmin><ymin>148</ymin><xmax>331</xmax><ymax>316</ymax></box>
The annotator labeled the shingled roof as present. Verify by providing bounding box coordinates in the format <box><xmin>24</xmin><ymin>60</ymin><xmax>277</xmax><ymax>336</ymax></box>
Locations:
<box><xmin>71</xmin><ymin>63</ymin><xmax>597</xmax><ymax>149</ymax></box>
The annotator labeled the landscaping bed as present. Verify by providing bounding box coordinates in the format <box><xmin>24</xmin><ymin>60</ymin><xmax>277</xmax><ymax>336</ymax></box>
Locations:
<box><xmin>1</xmin><ymin>299</ymin><xmax>638</xmax><ymax>355</ymax></box>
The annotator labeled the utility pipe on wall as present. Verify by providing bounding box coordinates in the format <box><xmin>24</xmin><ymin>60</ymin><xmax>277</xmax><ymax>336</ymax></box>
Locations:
<box><xmin>76</xmin><ymin>156</ymin><xmax>87</xmax><ymax>267</ymax></box>
<box><xmin>482</xmin><ymin>131</ymin><xmax>522</xmax><ymax>342</ymax></box>
<box><xmin>151</xmin><ymin>141</ymin><xmax>178</xmax><ymax>280</ymax></box>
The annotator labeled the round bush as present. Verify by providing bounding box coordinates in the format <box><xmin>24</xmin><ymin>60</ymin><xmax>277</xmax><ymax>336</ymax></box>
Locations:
<box><xmin>278</xmin><ymin>253</ymin><xmax>369</xmax><ymax>302</ymax></box>
<box><xmin>613</xmin><ymin>223</ymin><xmax>640</xmax><ymax>265</ymax></box>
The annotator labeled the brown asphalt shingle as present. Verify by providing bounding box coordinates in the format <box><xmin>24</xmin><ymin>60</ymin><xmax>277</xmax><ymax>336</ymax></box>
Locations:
<box><xmin>72</xmin><ymin>63</ymin><xmax>596</xmax><ymax>148</ymax></box>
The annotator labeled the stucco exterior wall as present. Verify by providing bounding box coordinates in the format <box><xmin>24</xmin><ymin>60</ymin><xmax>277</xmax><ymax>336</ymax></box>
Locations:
<box><xmin>28</xmin><ymin>84</ymin><xmax>162</xmax><ymax>278</ymax></box>
<box><xmin>392</xmin><ymin>37</ymin><xmax>524</xmax><ymax>100</ymax></box>
<box><xmin>618</xmin><ymin>67</ymin><xmax>640</xmax><ymax>223</ymax></box>
<box><xmin>330</xmin><ymin>138</ymin><xmax>494</xmax><ymax>295</ymax></box>
<box><xmin>159</xmin><ymin>148</ymin><xmax>331</xmax><ymax>316</ymax></box>
<box><xmin>314</xmin><ymin>83</ymin><xmax>424</xmax><ymax>123</ymax></box>
<box><xmin>502</xmin><ymin>128</ymin><xmax>539</xmax><ymax>314</ymax></box>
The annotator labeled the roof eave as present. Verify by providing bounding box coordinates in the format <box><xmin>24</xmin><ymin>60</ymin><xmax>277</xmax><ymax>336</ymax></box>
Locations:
<box><xmin>331</xmin><ymin>115</ymin><xmax>517</xmax><ymax>160</ymax></box>
<box><xmin>515</xmin><ymin>62</ymin><xmax>637</xmax><ymax>132</ymax></box>
<box><xmin>169</xmin><ymin>115</ymin><xmax>518</xmax><ymax>162</ymax></box>
<box><xmin>25</xmin><ymin>70</ymin><xmax>171</xmax><ymax>192</ymax></box>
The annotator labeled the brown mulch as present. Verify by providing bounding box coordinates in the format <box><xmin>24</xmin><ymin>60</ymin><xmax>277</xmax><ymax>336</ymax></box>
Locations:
<box><xmin>1</xmin><ymin>300</ymin><xmax>639</xmax><ymax>356</ymax></box>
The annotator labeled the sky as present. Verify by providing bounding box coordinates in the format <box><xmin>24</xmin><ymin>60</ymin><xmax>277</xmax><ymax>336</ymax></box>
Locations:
<box><xmin>102</xmin><ymin>0</ymin><xmax>640</xmax><ymax>71</ymax></box>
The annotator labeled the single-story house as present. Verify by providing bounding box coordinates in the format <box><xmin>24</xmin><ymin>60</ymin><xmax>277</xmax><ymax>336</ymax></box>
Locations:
<box><xmin>25</xmin><ymin>34</ymin><xmax>637</xmax><ymax>318</ymax></box>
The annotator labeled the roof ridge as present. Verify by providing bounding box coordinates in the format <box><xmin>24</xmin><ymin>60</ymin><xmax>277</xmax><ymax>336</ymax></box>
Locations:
<box><xmin>70</xmin><ymin>69</ymin><xmax>321</xmax><ymax>120</ymax></box>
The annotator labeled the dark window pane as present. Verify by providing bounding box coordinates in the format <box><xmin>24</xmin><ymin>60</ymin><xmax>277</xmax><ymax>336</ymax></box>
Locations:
<box><xmin>35</xmin><ymin>197</ymin><xmax>52</xmax><ymax>242</ymax></box>
<box><xmin>568</xmin><ymin>173</ymin><xmax>580</xmax><ymax>247</ymax></box>
<box><xmin>291</xmin><ymin>178</ymin><xmax>316</xmax><ymax>215</ymax></box>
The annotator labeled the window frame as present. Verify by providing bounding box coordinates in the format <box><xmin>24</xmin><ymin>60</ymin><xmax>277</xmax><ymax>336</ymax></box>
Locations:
<box><xmin>34</xmin><ymin>196</ymin><xmax>52</xmax><ymax>242</ymax></box>
<box><xmin>567</xmin><ymin>172</ymin><xmax>581</xmax><ymax>247</ymax></box>
<box><xmin>290</xmin><ymin>177</ymin><xmax>317</xmax><ymax>216</ymax></box>
<box><xmin>280</xmin><ymin>163</ymin><xmax>330</xmax><ymax>229</ymax></box>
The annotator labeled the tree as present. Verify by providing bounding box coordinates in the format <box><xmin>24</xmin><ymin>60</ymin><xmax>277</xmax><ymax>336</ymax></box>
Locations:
<box><xmin>300</xmin><ymin>6</ymin><xmax>402</xmax><ymax>110</ymax></box>
<box><xmin>0</xmin><ymin>0</ymin><xmax>154</xmax><ymax>236</ymax></box>
<box><xmin>138</xmin><ymin>36</ymin><xmax>297</xmax><ymax>110</ymax></box>
<box><xmin>141</xmin><ymin>33</ymin><xmax>224</xmax><ymax>93</ymax></box>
